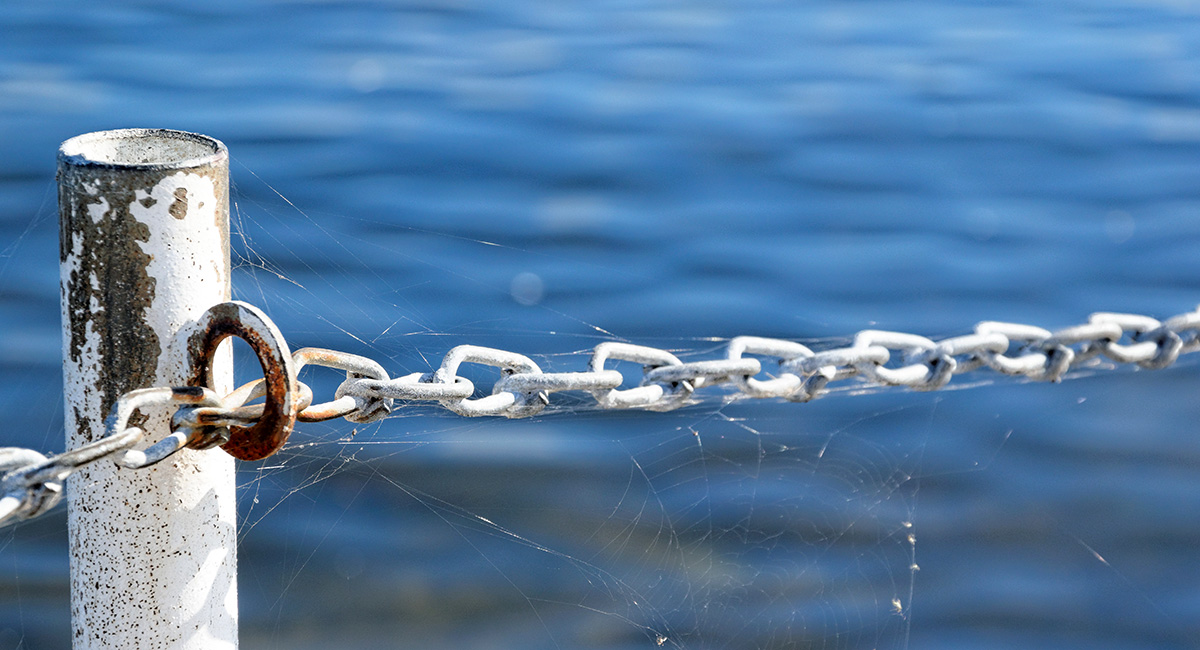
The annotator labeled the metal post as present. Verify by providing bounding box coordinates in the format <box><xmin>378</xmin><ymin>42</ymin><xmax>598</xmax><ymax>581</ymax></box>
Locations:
<box><xmin>58</xmin><ymin>129</ymin><xmax>237</xmax><ymax>649</ymax></box>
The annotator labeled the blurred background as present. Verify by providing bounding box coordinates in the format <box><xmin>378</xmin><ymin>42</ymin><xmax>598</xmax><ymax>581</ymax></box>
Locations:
<box><xmin>2</xmin><ymin>1</ymin><xmax>1200</xmax><ymax>648</ymax></box>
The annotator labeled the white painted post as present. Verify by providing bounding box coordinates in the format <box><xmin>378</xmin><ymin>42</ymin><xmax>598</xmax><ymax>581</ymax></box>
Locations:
<box><xmin>58</xmin><ymin>129</ymin><xmax>237</xmax><ymax>649</ymax></box>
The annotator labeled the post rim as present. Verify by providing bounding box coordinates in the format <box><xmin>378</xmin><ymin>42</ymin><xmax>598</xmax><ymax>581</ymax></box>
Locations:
<box><xmin>59</xmin><ymin>128</ymin><xmax>228</xmax><ymax>172</ymax></box>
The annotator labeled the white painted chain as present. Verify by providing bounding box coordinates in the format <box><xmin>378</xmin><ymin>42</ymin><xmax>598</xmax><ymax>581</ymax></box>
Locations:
<box><xmin>331</xmin><ymin>306</ymin><xmax>1200</xmax><ymax>419</ymax></box>
<box><xmin>2</xmin><ymin>304</ymin><xmax>1198</xmax><ymax>527</ymax></box>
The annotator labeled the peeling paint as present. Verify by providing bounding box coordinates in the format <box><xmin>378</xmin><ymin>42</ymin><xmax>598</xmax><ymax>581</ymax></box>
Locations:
<box><xmin>86</xmin><ymin>196</ymin><xmax>108</xmax><ymax>225</ymax></box>
<box><xmin>131</xmin><ymin>171</ymin><xmax>228</xmax><ymax>392</ymax></box>
<box><xmin>59</xmin><ymin>232</ymin><xmax>103</xmax><ymax>447</ymax></box>
<box><xmin>59</xmin><ymin>164</ymin><xmax>161</xmax><ymax>418</ymax></box>
<box><xmin>168</xmin><ymin>186</ymin><xmax>189</xmax><ymax>220</ymax></box>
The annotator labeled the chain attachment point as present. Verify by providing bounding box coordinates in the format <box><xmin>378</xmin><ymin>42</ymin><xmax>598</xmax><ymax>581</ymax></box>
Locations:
<box><xmin>186</xmin><ymin>301</ymin><xmax>299</xmax><ymax>461</ymax></box>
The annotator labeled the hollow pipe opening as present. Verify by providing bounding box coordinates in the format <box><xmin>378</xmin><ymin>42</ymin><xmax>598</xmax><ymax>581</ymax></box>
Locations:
<box><xmin>59</xmin><ymin>128</ymin><xmax>227</xmax><ymax>170</ymax></box>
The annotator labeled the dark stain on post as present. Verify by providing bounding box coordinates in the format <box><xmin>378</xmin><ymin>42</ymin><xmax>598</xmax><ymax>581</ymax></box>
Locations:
<box><xmin>58</xmin><ymin>165</ymin><xmax>161</xmax><ymax>438</ymax></box>
<box><xmin>58</xmin><ymin>129</ymin><xmax>230</xmax><ymax>442</ymax></box>
<box><xmin>168</xmin><ymin>186</ymin><xmax>188</xmax><ymax>220</ymax></box>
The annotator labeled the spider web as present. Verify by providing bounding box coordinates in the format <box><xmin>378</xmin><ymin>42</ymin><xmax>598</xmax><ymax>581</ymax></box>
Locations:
<box><xmin>220</xmin><ymin>172</ymin><xmax>995</xmax><ymax>650</ymax></box>
<box><xmin>1</xmin><ymin>164</ymin><xmax>1196</xmax><ymax>650</ymax></box>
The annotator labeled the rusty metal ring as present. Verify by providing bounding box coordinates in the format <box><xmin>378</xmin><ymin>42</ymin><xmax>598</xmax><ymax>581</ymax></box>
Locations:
<box><xmin>187</xmin><ymin>301</ymin><xmax>298</xmax><ymax>461</ymax></box>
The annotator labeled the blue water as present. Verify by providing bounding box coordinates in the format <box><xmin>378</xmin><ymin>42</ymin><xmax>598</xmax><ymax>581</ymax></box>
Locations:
<box><xmin>3</xmin><ymin>1</ymin><xmax>1200</xmax><ymax>648</ymax></box>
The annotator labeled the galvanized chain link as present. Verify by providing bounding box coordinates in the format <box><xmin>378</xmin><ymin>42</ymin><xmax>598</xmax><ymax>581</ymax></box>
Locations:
<box><xmin>2</xmin><ymin>304</ymin><xmax>1198</xmax><ymax>527</ymax></box>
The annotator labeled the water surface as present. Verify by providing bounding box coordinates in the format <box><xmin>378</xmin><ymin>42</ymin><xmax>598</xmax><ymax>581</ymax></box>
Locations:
<box><xmin>1</xmin><ymin>1</ymin><xmax>1200</xmax><ymax>648</ymax></box>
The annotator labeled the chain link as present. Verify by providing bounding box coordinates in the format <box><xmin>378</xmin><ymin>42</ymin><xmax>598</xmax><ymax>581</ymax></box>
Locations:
<box><xmin>3</xmin><ymin>304</ymin><xmax>1198</xmax><ymax>527</ymax></box>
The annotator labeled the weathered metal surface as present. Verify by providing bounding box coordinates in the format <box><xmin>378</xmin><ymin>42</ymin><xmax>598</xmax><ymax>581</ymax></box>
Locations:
<box><xmin>0</xmin><ymin>448</ymin><xmax>57</xmax><ymax>522</ymax></box>
<box><xmin>293</xmin><ymin>347</ymin><xmax>391</xmax><ymax>423</ymax></box>
<box><xmin>0</xmin><ymin>385</ymin><xmax>244</xmax><ymax>525</ymax></box>
<box><xmin>433</xmin><ymin>345</ymin><xmax>549</xmax><ymax>417</ymax></box>
<box><xmin>113</xmin><ymin>387</ymin><xmax>228</xmax><ymax>469</ymax></box>
<box><xmin>186</xmin><ymin>301</ymin><xmax>298</xmax><ymax>461</ymax></box>
<box><xmin>58</xmin><ymin>128</ymin><xmax>237</xmax><ymax>650</ymax></box>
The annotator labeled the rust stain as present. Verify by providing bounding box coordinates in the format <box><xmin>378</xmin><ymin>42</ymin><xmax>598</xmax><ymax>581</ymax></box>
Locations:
<box><xmin>187</xmin><ymin>302</ymin><xmax>297</xmax><ymax>461</ymax></box>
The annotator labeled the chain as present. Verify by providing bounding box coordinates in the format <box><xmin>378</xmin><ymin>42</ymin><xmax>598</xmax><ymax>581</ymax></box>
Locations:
<box><xmin>2</xmin><ymin>304</ymin><xmax>1198</xmax><ymax>527</ymax></box>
